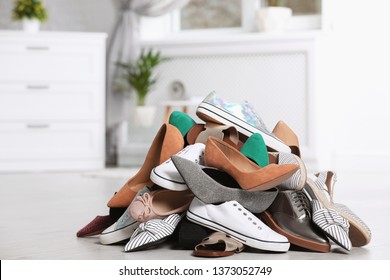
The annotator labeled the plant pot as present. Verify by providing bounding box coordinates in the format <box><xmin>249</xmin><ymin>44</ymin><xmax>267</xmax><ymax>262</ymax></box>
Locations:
<box><xmin>22</xmin><ymin>18</ymin><xmax>40</xmax><ymax>33</ymax></box>
<box><xmin>134</xmin><ymin>106</ymin><xmax>156</xmax><ymax>128</ymax></box>
<box><xmin>256</xmin><ymin>7</ymin><xmax>292</xmax><ymax>33</ymax></box>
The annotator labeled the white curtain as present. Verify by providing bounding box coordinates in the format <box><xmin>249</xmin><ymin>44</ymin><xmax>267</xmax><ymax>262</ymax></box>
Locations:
<box><xmin>106</xmin><ymin>0</ymin><xmax>189</xmax><ymax>164</ymax></box>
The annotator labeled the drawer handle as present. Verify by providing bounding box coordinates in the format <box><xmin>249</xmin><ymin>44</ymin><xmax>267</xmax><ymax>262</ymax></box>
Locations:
<box><xmin>26</xmin><ymin>85</ymin><xmax>50</xmax><ymax>90</ymax></box>
<box><xmin>26</xmin><ymin>124</ymin><xmax>50</xmax><ymax>129</ymax></box>
<box><xmin>26</xmin><ymin>46</ymin><xmax>50</xmax><ymax>51</ymax></box>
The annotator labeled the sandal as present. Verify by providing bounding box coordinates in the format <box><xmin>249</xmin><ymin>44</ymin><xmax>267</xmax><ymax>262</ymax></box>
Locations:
<box><xmin>193</xmin><ymin>231</ymin><xmax>245</xmax><ymax>258</ymax></box>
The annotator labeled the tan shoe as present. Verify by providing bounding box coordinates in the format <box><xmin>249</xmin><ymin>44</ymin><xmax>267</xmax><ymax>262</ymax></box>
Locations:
<box><xmin>204</xmin><ymin>136</ymin><xmax>298</xmax><ymax>191</ymax></box>
<box><xmin>272</xmin><ymin>120</ymin><xmax>301</xmax><ymax>157</ymax></box>
<box><xmin>107</xmin><ymin>124</ymin><xmax>184</xmax><ymax>208</ymax></box>
<box><xmin>129</xmin><ymin>189</ymin><xmax>194</xmax><ymax>222</ymax></box>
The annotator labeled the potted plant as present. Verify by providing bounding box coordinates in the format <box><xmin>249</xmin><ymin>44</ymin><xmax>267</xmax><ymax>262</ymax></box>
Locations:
<box><xmin>256</xmin><ymin>0</ymin><xmax>292</xmax><ymax>33</ymax></box>
<box><xmin>12</xmin><ymin>0</ymin><xmax>48</xmax><ymax>33</ymax></box>
<box><xmin>116</xmin><ymin>49</ymin><xmax>167</xmax><ymax>127</ymax></box>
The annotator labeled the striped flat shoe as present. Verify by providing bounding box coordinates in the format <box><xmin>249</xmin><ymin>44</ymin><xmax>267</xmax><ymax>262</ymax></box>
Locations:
<box><xmin>311</xmin><ymin>199</ymin><xmax>351</xmax><ymax>251</ymax></box>
<box><xmin>124</xmin><ymin>213</ymin><xmax>183</xmax><ymax>252</ymax></box>
<box><xmin>305</xmin><ymin>171</ymin><xmax>371</xmax><ymax>247</ymax></box>
<box><xmin>269</xmin><ymin>152</ymin><xmax>307</xmax><ymax>191</ymax></box>
<box><xmin>332</xmin><ymin>202</ymin><xmax>372</xmax><ymax>247</ymax></box>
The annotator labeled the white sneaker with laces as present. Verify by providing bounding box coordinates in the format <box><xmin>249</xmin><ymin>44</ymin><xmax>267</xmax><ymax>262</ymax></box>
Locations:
<box><xmin>186</xmin><ymin>197</ymin><xmax>290</xmax><ymax>252</ymax></box>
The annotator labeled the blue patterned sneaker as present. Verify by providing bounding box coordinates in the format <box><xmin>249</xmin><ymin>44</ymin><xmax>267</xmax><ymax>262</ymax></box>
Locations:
<box><xmin>196</xmin><ymin>92</ymin><xmax>290</xmax><ymax>152</ymax></box>
<box><xmin>99</xmin><ymin>187</ymin><xmax>150</xmax><ymax>245</ymax></box>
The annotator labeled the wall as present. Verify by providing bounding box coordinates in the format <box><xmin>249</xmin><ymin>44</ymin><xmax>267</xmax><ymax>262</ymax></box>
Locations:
<box><xmin>0</xmin><ymin>0</ymin><xmax>115</xmax><ymax>33</ymax></box>
<box><xmin>319</xmin><ymin>0</ymin><xmax>390</xmax><ymax>188</ymax></box>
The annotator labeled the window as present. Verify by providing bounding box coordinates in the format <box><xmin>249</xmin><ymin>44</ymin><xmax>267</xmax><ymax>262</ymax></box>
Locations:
<box><xmin>175</xmin><ymin>0</ymin><xmax>322</xmax><ymax>32</ymax></box>
<box><xmin>180</xmin><ymin>0</ymin><xmax>242</xmax><ymax>30</ymax></box>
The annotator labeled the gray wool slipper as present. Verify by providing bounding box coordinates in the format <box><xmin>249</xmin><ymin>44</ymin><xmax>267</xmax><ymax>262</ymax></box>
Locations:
<box><xmin>171</xmin><ymin>156</ymin><xmax>278</xmax><ymax>213</ymax></box>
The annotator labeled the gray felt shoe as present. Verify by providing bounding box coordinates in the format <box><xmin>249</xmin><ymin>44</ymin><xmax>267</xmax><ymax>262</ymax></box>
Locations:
<box><xmin>171</xmin><ymin>156</ymin><xmax>278</xmax><ymax>213</ymax></box>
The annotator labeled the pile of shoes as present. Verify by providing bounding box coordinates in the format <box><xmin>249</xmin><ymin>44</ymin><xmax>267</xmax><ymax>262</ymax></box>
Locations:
<box><xmin>77</xmin><ymin>92</ymin><xmax>372</xmax><ymax>257</ymax></box>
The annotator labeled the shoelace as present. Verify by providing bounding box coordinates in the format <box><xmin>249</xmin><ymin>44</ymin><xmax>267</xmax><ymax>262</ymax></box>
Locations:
<box><xmin>291</xmin><ymin>190</ymin><xmax>310</xmax><ymax>216</ymax></box>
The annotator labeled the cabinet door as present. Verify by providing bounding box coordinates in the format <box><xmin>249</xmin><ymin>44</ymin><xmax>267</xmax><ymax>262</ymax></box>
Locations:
<box><xmin>0</xmin><ymin>41</ymin><xmax>104</xmax><ymax>83</ymax></box>
<box><xmin>0</xmin><ymin>122</ymin><xmax>104</xmax><ymax>160</ymax></box>
<box><xmin>0</xmin><ymin>84</ymin><xmax>104</xmax><ymax>121</ymax></box>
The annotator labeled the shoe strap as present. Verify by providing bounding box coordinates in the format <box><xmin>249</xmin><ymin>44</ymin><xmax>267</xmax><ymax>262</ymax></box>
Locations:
<box><xmin>314</xmin><ymin>171</ymin><xmax>337</xmax><ymax>201</ymax></box>
<box><xmin>195</xmin><ymin>232</ymin><xmax>244</xmax><ymax>253</ymax></box>
<box><xmin>195</xmin><ymin>122</ymin><xmax>239</xmax><ymax>146</ymax></box>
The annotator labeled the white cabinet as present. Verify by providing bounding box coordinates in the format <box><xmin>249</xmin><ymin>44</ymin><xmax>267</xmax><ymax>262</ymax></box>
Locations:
<box><xmin>0</xmin><ymin>31</ymin><xmax>106</xmax><ymax>171</ymax></box>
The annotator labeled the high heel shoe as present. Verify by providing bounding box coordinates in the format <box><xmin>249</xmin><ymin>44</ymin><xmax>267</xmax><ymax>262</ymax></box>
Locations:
<box><xmin>204</xmin><ymin>136</ymin><xmax>298</xmax><ymax>191</ymax></box>
<box><xmin>272</xmin><ymin>120</ymin><xmax>301</xmax><ymax>157</ymax></box>
<box><xmin>172</xmin><ymin>156</ymin><xmax>278</xmax><ymax>213</ymax></box>
<box><xmin>107</xmin><ymin>124</ymin><xmax>184</xmax><ymax>208</ymax></box>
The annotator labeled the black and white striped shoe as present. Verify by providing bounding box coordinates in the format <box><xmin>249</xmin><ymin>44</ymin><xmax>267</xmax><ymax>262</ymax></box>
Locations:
<box><xmin>311</xmin><ymin>200</ymin><xmax>351</xmax><ymax>251</ymax></box>
<box><xmin>303</xmin><ymin>182</ymin><xmax>352</xmax><ymax>251</ymax></box>
<box><xmin>124</xmin><ymin>213</ymin><xmax>183</xmax><ymax>252</ymax></box>
<box><xmin>305</xmin><ymin>171</ymin><xmax>371</xmax><ymax>247</ymax></box>
<box><xmin>270</xmin><ymin>152</ymin><xmax>307</xmax><ymax>190</ymax></box>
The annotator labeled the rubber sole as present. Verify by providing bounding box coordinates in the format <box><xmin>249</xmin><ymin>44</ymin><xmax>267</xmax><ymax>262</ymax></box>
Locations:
<box><xmin>99</xmin><ymin>221</ymin><xmax>139</xmax><ymax>245</ymax></box>
<box><xmin>150</xmin><ymin>168</ymin><xmax>188</xmax><ymax>191</ymax></box>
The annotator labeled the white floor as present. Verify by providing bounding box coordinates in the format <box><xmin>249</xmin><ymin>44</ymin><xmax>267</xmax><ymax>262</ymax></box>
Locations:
<box><xmin>0</xmin><ymin>168</ymin><xmax>389</xmax><ymax>260</ymax></box>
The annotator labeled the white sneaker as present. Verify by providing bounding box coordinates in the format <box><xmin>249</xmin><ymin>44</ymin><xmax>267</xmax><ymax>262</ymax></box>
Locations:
<box><xmin>150</xmin><ymin>143</ymin><xmax>205</xmax><ymax>191</ymax></box>
<box><xmin>186</xmin><ymin>197</ymin><xmax>290</xmax><ymax>252</ymax></box>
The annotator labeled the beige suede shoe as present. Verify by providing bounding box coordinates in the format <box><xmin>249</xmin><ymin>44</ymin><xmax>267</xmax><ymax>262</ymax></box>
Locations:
<box><xmin>204</xmin><ymin>136</ymin><xmax>298</xmax><ymax>192</ymax></box>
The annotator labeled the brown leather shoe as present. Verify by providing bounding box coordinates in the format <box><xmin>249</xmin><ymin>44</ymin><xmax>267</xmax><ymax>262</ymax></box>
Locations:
<box><xmin>259</xmin><ymin>190</ymin><xmax>330</xmax><ymax>253</ymax></box>
<box><xmin>107</xmin><ymin>124</ymin><xmax>184</xmax><ymax>208</ymax></box>
<box><xmin>204</xmin><ymin>136</ymin><xmax>298</xmax><ymax>191</ymax></box>
<box><xmin>272</xmin><ymin>121</ymin><xmax>301</xmax><ymax>157</ymax></box>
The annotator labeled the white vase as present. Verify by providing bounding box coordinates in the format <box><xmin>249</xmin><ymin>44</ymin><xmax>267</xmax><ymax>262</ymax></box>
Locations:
<box><xmin>22</xmin><ymin>18</ymin><xmax>40</xmax><ymax>33</ymax></box>
<box><xmin>256</xmin><ymin>7</ymin><xmax>292</xmax><ymax>33</ymax></box>
<box><xmin>134</xmin><ymin>106</ymin><xmax>156</xmax><ymax>128</ymax></box>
